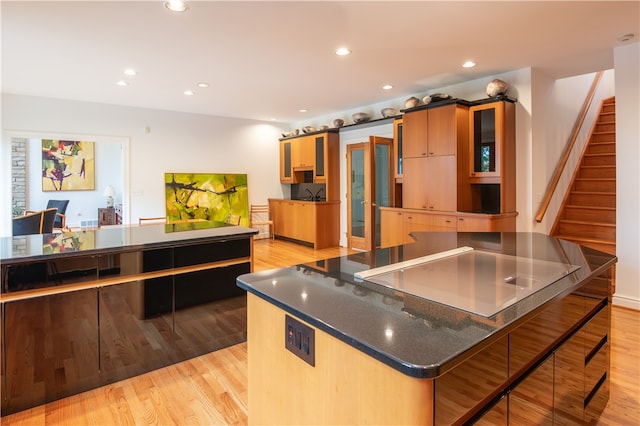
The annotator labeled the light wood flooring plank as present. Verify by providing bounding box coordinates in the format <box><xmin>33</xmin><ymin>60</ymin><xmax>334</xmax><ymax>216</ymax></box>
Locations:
<box><xmin>1</xmin><ymin>239</ymin><xmax>638</xmax><ymax>425</ymax></box>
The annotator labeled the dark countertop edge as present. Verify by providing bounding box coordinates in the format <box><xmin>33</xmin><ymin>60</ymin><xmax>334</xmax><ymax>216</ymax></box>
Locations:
<box><xmin>2</xmin><ymin>227</ymin><xmax>257</xmax><ymax>265</ymax></box>
<box><xmin>237</xmin><ymin>253</ymin><xmax>617</xmax><ymax>379</ymax></box>
<box><xmin>379</xmin><ymin>206</ymin><xmax>519</xmax><ymax>218</ymax></box>
<box><xmin>239</xmin><ymin>282</ymin><xmax>433</xmax><ymax>379</ymax></box>
<box><xmin>268</xmin><ymin>198</ymin><xmax>340</xmax><ymax>205</ymax></box>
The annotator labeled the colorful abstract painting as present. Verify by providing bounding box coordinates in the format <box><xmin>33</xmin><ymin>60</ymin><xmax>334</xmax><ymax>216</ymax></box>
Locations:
<box><xmin>42</xmin><ymin>140</ymin><xmax>95</xmax><ymax>191</ymax></box>
<box><xmin>42</xmin><ymin>230</ymin><xmax>96</xmax><ymax>254</ymax></box>
<box><xmin>165</xmin><ymin>173</ymin><xmax>249</xmax><ymax>226</ymax></box>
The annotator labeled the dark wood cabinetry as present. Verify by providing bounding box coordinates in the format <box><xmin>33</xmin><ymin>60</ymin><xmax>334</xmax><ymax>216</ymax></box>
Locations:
<box><xmin>0</xmin><ymin>227</ymin><xmax>254</xmax><ymax>415</ymax></box>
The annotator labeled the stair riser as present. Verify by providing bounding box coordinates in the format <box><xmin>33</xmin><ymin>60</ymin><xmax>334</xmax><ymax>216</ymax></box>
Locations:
<box><xmin>591</xmin><ymin>132</ymin><xmax>616</xmax><ymax>143</ymax></box>
<box><xmin>587</xmin><ymin>143</ymin><xmax>616</xmax><ymax>155</ymax></box>
<box><xmin>573</xmin><ymin>240</ymin><xmax>616</xmax><ymax>255</ymax></box>
<box><xmin>574</xmin><ymin>180</ymin><xmax>616</xmax><ymax>192</ymax></box>
<box><xmin>579</xmin><ymin>167</ymin><xmax>616</xmax><ymax>179</ymax></box>
<box><xmin>557</xmin><ymin>222</ymin><xmax>616</xmax><ymax>241</ymax></box>
<box><xmin>563</xmin><ymin>208</ymin><xmax>616</xmax><ymax>223</ymax></box>
<box><xmin>601</xmin><ymin>104</ymin><xmax>616</xmax><ymax>114</ymax></box>
<box><xmin>569</xmin><ymin>193</ymin><xmax>616</xmax><ymax>207</ymax></box>
<box><xmin>582</xmin><ymin>155</ymin><xmax>616</xmax><ymax>166</ymax></box>
<box><xmin>595</xmin><ymin>122</ymin><xmax>615</xmax><ymax>133</ymax></box>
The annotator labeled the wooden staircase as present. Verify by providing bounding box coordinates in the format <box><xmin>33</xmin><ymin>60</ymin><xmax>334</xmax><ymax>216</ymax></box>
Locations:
<box><xmin>551</xmin><ymin>97</ymin><xmax>616</xmax><ymax>255</ymax></box>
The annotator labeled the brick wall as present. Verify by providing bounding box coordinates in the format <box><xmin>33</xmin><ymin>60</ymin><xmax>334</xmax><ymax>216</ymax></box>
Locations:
<box><xmin>11</xmin><ymin>137</ymin><xmax>28</xmax><ymax>216</ymax></box>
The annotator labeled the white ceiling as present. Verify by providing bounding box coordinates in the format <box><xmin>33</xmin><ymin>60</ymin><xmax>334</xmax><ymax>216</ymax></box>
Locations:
<box><xmin>2</xmin><ymin>1</ymin><xmax>638</xmax><ymax>123</ymax></box>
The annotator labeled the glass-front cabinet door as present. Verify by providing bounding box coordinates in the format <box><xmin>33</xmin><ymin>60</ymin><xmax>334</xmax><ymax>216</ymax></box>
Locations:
<box><xmin>469</xmin><ymin>101</ymin><xmax>505</xmax><ymax>180</ymax></box>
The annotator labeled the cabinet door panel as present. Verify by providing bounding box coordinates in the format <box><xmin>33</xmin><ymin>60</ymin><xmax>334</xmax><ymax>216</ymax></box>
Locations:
<box><xmin>509</xmin><ymin>355</ymin><xmax>554</xmax><ymax>425</ymax></box>
<box><xmin>427</xmin><ymin>104</ymin><xmax>456</xmax><ymax>156</ymax></box>
<box><xmin>380</xmin><ymin>210</ymin><xmax>404</xmax><ymax>248</ymax></box>
<box><xmin>403</xmin><ymin>109</ymin><xmax>429</xmax><ymax>158</ymax></box>
<box><xmin>280</xmin><ymin>141</ymin><xmax>292</xmax><ymax>182</ymax></box>
<box><xmin>402</xmin><ymin>157</ymin><xmax>429</xmax><ymax>209</ymax></box>
<box><xmin>3</xmin><ymin>289</ymin><xmax>100</xmax><ymax>415</ymax></box>
<box><xmin>424</xmin><ymin>156</ymin><xmax>456</xmax><ymax>211</ymax></box>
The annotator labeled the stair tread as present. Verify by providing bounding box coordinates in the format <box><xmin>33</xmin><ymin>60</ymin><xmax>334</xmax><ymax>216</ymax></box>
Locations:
<box><xmin>570</xmin><ymin>190</ymin><xmax>616</xmax><ymax>195</ymax></box>
<box><xmin>553</xmin><ymin>235</ymin><xmax>615</xmax><ymax>244</ymax></box>
<box><xmin>575</xmin><ymin>177</ymin><xmax>616</xmax><ymax>181</ymax></box>
<box><xmin>565</xmin><ymin>205</ymin><xmax>615</xmax><ymax>210</ymax></box>
<box><xmin>558</xmin><ymin>219</ymin><xmax>615</xmax><ymax>227</ymax></box>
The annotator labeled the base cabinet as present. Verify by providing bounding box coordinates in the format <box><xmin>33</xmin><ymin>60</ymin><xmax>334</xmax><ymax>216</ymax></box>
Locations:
<box><xmin>380</xmin><ymin>207</ymin><xmax>516</xmax><ymax>248</ymax></box>
<box><xmin>0</xmin><ymin>235</ymin><xmax>253</xmax><ymax>416</ymax></box>
<box><xmin>269</xmin><ymin>199</ymin><xmax>339</xmax><ymax>249</ymax></box>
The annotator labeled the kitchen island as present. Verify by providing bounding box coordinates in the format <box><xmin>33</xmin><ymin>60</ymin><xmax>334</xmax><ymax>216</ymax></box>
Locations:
<box><xmin>1</xmin><ymin>221</ymin><xmax>256</xmax><ymax>415</ymax></box>
<box><xmin>237</xmin><ymin>232</ymin><xmax>615</xmax><ymax>425</ymax></box>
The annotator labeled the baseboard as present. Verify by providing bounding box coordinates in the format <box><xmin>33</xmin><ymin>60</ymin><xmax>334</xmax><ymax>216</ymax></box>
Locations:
<box><xmin>612</xmin><ymin>294</ymin><xmax>640</xmax><ymax>310</ymax></box>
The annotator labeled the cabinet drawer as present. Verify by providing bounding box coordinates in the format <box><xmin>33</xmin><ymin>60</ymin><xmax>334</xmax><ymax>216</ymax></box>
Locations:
<box><xmin>404</xmin><ymin>212</ymin><xmax>456</xmax><ymax>228</ymax></box>
<box><xmin>585</xmin><ymin>342</ymin><xmax>609</xmax><ymax>396</ymax></box>
<box><xmin>583</xmin><ymin>304</ymin><xmax>609</xmax><ymax>355</ymax></box>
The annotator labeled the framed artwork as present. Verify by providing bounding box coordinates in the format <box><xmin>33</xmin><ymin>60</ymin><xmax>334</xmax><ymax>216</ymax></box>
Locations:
<box><xmin>165</xmin><ymin>173</ymin><xmax>249</xmax><ymax>226</ymax></box>
<box><xmin>42</xmin><ymin>140</ymin><xmax>95</xmax><ymax>191</ymax></box>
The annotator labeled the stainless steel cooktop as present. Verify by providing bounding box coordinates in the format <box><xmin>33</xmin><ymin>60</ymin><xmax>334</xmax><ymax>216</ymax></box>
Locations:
<box><xmin>355</xmin><ymin>247</ymin><xmax>580</xmax><ymax>317</ymax></box>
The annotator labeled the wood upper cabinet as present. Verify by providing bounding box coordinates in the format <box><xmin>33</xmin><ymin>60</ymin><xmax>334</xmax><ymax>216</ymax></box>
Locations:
<box><xmin>279</xmin><ymin>140</ymin><xmax>292</xmax><ymax>183</ymax></box>
<box><xmin>292</xmin><ymin>136</ymin><xmax>314</xmax><ymax>169</ymax></box>
<box><xmin>279</xmin><ymin>132</ymin><xmax>339</xmax><ymax>201</ymax></box>
<box><xmin>404</xmin><ymin>104</ymin><xmax>458</xmax><ymax>158</ymax></box>
<box><xmin>468</xmin><ymin>99</ymin><xmax>516</xmax><ymax>213</ymax></box>
<box><xmin>402</xmin><ymin>103</ymin><xmax>470</xmax><ymax>211</ymax></box>
<box><xmin>469</xmin><ymin>100</ymin><xmax>515</xmax><ymax>181</ymax></box>
<box><xmin>393</xmin><ymin>118</ymin><xmax>404</xmax><ymax>179</ymax></box>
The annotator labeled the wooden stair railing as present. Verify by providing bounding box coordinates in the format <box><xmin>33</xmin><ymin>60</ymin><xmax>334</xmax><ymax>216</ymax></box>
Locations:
<box><xmin>550</xmin><ymin>97</ymin><xmax>616</xmax><ymax>255</ymax></box>
<box><xmin>536</xmin><ymin>71</ymin><xmax>604</xmax><ymax>223</ymax></box>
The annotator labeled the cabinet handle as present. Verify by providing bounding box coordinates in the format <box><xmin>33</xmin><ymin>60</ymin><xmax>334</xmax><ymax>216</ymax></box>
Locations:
<box><xmin>428</xmin><ymin>152</ymin><xmax>434</xmax><ymax>155</ymax></box>
<box><xmin>459</xmin><ymin>218</ymin><xmax>464</xmax><ymax>221</ymax></box>
<box><xmin>428</xmin><ymin>206</ymin><xmax>434</xmax><ymax>209</ymax></box>
<box><xmin>445</xmin><ymin>220</ymin><xmax>451</xmax><ymax>223</ymax></box>
<box><xmin>421</xmin><ymin>152</ymin><xmax>427</xmax><ymax>156</ymax></box>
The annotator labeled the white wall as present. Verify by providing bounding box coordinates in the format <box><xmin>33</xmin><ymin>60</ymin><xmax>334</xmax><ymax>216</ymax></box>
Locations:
<box><xmin>0</xmin><ymin>94</ymin><xmax>287</xmax><ymax>235</ymax></box>
<box><xmin>613</xmin><ymin>42</ymin><xmax>640</xmax><ymax>310</ymax></box>
<box><xmin>23</xmin><ymin>135</ymin><xmax>126</xmax><ymax>227</ymax></box>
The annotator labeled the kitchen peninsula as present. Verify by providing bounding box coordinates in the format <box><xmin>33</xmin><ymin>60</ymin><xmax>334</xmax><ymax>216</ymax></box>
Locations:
<box><xmin>238</xmin><ymin>232</ymin><xmax>615</xmax><ymax>425</ymax></box>
<box><xmin>1</xmin><ymin>221</ymin><xmax>256</xmax><ymax>415</ymax></box>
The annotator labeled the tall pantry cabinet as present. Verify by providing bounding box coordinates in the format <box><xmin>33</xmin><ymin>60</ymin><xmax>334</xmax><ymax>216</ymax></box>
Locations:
<box><xmin>402</xmin><ymin>102</ymin><xmax>472</xmax><ymax>212</ymax></box>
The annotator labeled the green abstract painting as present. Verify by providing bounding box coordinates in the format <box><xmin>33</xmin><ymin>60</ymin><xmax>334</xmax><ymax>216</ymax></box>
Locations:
<box><xmin>164</xmin><ymin>173</ymin><xmax>249</xmax><ymax>226</ymax></box>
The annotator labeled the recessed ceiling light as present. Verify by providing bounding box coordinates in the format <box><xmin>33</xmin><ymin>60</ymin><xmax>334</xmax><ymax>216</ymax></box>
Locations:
<box><xmin>382</xmin><ymin>84</ymin><xmax>393</xmax><ymax>90</ymax></box>
<box><xmin>116</xmin><ymin>80</ymin><xmax>128</xmax><ymax>86</ymax></box>
<box><xmin>124</xmin><ymin>69</ymin><xmax>137</xmax><ymax>76</ymax></box>
<box><xmin>462</xmin><ymin>60</ymin><xmax>476</xmax><ymax>68</ymax></box>
<box><xmin>197</xmin><ymin>82</ymin><xmax>209</xmax><ymax>88</ymax></box>
<box><xmin>335</xmin><ymin>47</ymin><xmax>351</xmax><ymax>56</ymax></box>
<box><xmin>165</xmin><ymin>0</ymin><xmax>188</xmax><ymax>12</ymax></box>
<box><xmin>299</xmin><ymin>109</ymin><xmax>308</xmax><ymax>113</ymax></box>
<box><xmin>184</xmin><ymin>90</ymin><xmax>195</xmax><ymax>96</ymax></box>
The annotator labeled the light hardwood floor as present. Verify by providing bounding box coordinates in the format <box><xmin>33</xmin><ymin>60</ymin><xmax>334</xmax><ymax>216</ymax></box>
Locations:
<box><xmin>2</xmin><ymin>239</ymin><xmax>638</xmax><ymax>425</ymax></box>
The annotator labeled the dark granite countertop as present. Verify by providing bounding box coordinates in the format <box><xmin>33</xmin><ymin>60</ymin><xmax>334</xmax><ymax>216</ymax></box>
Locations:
<box><xmin>237</xmin><ymin>232</ymin><xmax>616</xmax><ymax>379</ymax></box>
<box><xmin>2</xmin><ymin>221</ymin><xmax>257</xmax><ymax>264</ymax></box>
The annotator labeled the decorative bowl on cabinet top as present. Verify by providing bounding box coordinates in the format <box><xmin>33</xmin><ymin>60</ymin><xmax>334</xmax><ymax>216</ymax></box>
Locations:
<box><xmin>352</xmin><ymin>112</ymin><xmax>371</xmax><ymax>123</ymax></box>
<box><xmin>381</xmin><ymin>107</ymin><xmax>398</xmax><ymax>118</ymax></box>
